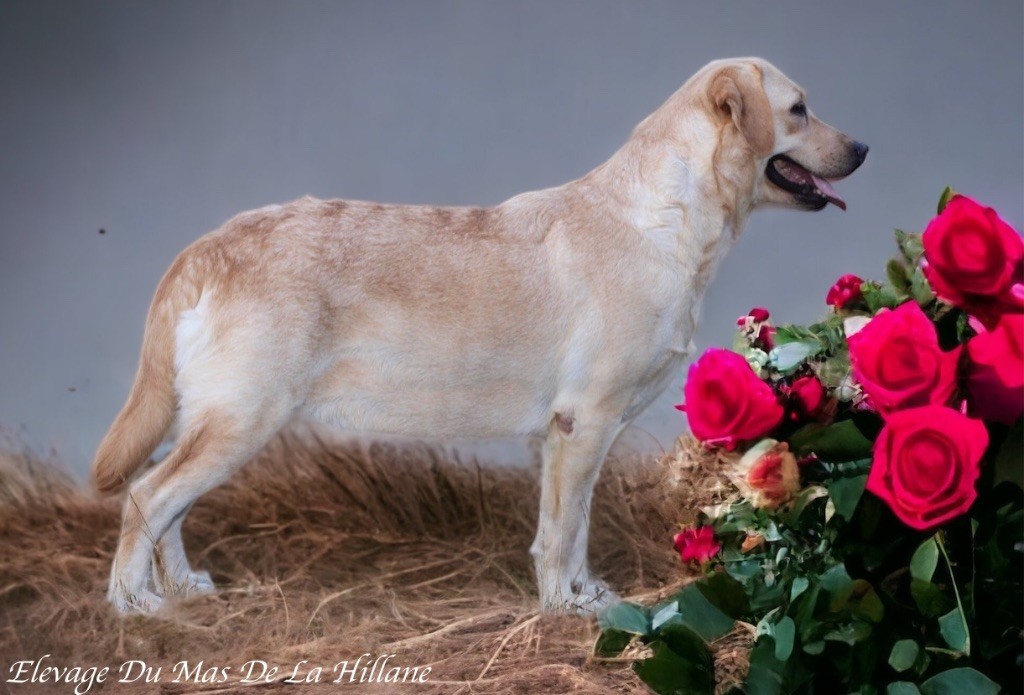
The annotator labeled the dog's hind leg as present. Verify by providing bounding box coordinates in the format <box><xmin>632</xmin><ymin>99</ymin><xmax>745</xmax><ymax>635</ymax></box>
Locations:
<box><xmin>108</xmin><ymin>401</ymin><xmax>292</xmax><ymax>614</ymax></box>
<box><xmin>152</xmin><ymin>505</ymin><xmax>214</xmax><ymax>597</ymax></box>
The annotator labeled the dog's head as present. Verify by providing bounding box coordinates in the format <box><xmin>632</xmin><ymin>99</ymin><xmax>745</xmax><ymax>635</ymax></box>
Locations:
<box><xmin>703</xmin><ymin>58</ymin><xmax>867</xmax><ymax>211</ymax></box>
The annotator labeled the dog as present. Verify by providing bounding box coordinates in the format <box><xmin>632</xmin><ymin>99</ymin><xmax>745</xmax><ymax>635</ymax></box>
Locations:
<box><xmin>94</xmin><ymin>57</ymin><xmax>866</xmax><ymax>615</ymax></box>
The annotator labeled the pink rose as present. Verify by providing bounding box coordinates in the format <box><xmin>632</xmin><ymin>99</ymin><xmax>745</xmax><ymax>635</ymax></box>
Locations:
<box><xmin>966</xmin><ymin>313</ymin><xmax>1024</xmax><ymax>424</ymax></box>
<box><xmin>922</xmin><ymin>195</ymin><xmax>1024</xmax><ymax>328</ymax></box>
<box><xmin>847</xmin><ymin>302</ymin><xmax>961</xmax><ymax>416</ymax></box>
<box><xmin>867</xmin><ymin>406</ymin><xmax>988</xmax><ymax>530</ymax></box>
<box><xmin>673</xmin><ymin>526</ymin><xmax>721</xmax><ymax>564</ymax></box>
<box><xmin>677</xmin><ymin>348</ymin><xmax>784</xmax><ymax>449</ymax></box>
<box><xmin>827</xmin><ymin>274</ymin><xmax>864</xmax><ymax>309</ymax></box>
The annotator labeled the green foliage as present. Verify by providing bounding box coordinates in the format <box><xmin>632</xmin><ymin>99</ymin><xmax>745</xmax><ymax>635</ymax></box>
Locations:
<box><xmin>635</xmin><ymin>625</ymin><xmax>716</xmax><ymax>695</ymax></box>
<box><xmin>910</xmin><ymin>538</ymin><xmax>938</xmax><ymax>582</ymax></box>
<box><xmin>597</xmin><ymin>575</ymin><xmax>739</xmax><ymax>695</ymax></box>
<box><xmin>889</xmin><ymin>640</ymin><xmax>920</xmax><ymax>672</ymax></box>
<box><xmin>789</xmin><ymin>421</ymin><xmax>873</xmax><ymax>462</ymax></box>
<box><xmin>936</xmin><ymin>186</ymin><xmax>955</xmax><ymax>214</ymax></box>
<box><xmin>920</xmin><ymin>667</ymin><xmax>998</xmax><ymax>695</ymax></box>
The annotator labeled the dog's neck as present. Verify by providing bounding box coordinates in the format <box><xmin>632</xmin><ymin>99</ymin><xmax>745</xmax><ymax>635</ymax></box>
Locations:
<box><xmin>581</xmin><ymin>111</ymin><xmax>759</xmax><ymax>279</ymax></box>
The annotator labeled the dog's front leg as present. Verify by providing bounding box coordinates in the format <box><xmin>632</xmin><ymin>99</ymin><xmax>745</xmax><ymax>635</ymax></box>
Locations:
<box><xmin>530</xmin><ymin>411</ymin><xmax>622</xmax><ymax>614</ymax></box>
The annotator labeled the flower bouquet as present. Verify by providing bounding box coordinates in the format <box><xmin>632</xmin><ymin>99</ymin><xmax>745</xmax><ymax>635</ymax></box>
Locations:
<box><xmin>597</xmin><ymin>191</ymin><xmax>1023</xmax><ymax>694</ymax></box>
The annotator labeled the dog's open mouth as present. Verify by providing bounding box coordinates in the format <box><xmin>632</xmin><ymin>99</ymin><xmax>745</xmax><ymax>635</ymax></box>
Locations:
<box><xmin>766</xmin><ymin>155</ymin><xmax>847</xmax><ymax>210</ymax></box>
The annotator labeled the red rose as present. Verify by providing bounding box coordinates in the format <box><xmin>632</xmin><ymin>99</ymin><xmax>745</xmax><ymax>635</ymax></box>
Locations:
<box><xmin>827</xmin><ymin>274</ymin><xmax>864</xmax><ymax>309</ymax></box>
<box><xmin>966</xmin><ymin>313</ymin><xmax>1024</xmax><ymax>424</ymax></box>
<box><xmin>677</xmin><ymin>348</ymin><xmax>784</xmax><ymax>449</ymax></box>
<box><xmin>866</xmin><ymin>406</ymin><xmax>988</xmax><ymax>530</ymax></box>
<box><xmin>756</xmin><ymin>324</ymin><xmax>776</xmax><ymax>351</ymax></box>
<box><xmin>922</xmin><ymin>195</ymin><xmax>1024</xmax><ymax>328</ymax></box>
<box><xmin>847</xmin><ymin>301</ymin><xmax>961</xmax><ymax>415</ymax></box>
<box><xmin>786</xmin><ymin>375</ymin><xmax>826</xmax><ymax>422</ymax></box>
<box><xmin>673</xmin><ymin>526</ymin><xmax>721</xmax><ymax>564</ymax></box>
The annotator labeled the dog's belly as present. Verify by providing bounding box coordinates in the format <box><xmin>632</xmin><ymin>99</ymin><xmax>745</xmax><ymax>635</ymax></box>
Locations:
<box><xmin>301</xmin><ymin>339</ymin><xmax>559</xmax><ymax>438</ymax></box>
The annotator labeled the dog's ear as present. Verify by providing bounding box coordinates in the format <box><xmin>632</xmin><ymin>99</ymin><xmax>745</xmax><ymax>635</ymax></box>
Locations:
<box><xmin>709</xmin><ymin>65</ymin><xmax>775</xmax><ymax>158</ymax></box>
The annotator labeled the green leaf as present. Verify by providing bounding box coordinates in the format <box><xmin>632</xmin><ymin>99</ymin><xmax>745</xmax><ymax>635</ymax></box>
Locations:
<box><xmin>888</xmin><ymin>639</ymin><xmax>920</xmax><ymax>672</ymax></box>
<box><xmin>598</xmin><ymin>602</ymin><xmax>649</xmax><ymax>635</ymax></box>
<box><xmin>783</xmin><ymin>485</ymin><xmax>828</xmax><ymax>526</ymax></box>
<box><xmin>863</xmin><ymin>281</ymin><xmax>904</xmax><ymax>313</ymax></box>
<box><xmin>769</xmin><ymin>341</ymin><xmax>819</xmax><ymax>373</ymax></box>
<box><xmin>790</xmin><ymin>577</ymin><xmax>809</xmax><ymax>603</ymax></box>
<box><xmin>895</xmin><ymin>228</ymin><xmax>925</xmax><ymax>264</ymax></box>
<box><xmin>803</xmin><ymin>640</ymin><xmax>824</xmax><ymax>655</ymax></box>
<box><xmin>911</xmin><ymin>579</ymin><xmax>951</xmax><ymax>617</ymax></box>
<box><xmin>886</xmin><ymin>258</ymin><xmax>911</xmax><ymax>291</ymax></box>
<box><xmin>823</xmin><ymin>620</ymin><xmax>872</xmax><ymax>645</ymax></box>
<box><xmin>938</xmin><ymin>608</ymin><xmax>969</xmax><ymax>654</ymax></box>
<box><xmin>816</xmin><ymin>350</ymin><xmax>851</xmax><ymax>389</ymax></box>
<box><xmin>820</xmin><ymin>563</ymin><xmax>854</xmax><ymax>597</ymax></box>
<box><xmin>910</xmin><ymin>267</ymin><xmax>934</xmax><ymax>306</ymax></box>
<box><xmin>696</xmin><ymin>570</ymin><xmax>749</xmax><ymax>619</ymax></box>
<box><xmin>828</xmin><ymin>474</ymin><xmax>868</xmax><ymax>521</ymax></box>
<box><xmin>651</xmin><ymin>601</ymin><xmax>681</xmax><ymax>631</ymax></box>
<box><xmin>594</xmin><ymin>628</ymin><xmax>633</xmax><ymax>656</ymax></box>
<box><xmin>935</xmin><ymin>535</ymin><xmax>970</xmax><ymax>656</ymax></box>
<box><xmin>789</xmin><ymin>421</ymin><xmax>873</xmax><ymax>462</ymax></box>
<box><xmin>773</xmin><ymin>616</ymin><xmax>796</xmax><ymax>662</ymax></box>
<box><xmin>847</xmin><ymin>580</ymin><xmax>885</xmax><ymax>623</ymax></box>
<box><xmin>744</xmin><ymin>638</ymin><xmax>785</xmax><ymax>695</ymax></box>
<box><xmin>936</xmin><ymin>186</ymin><xmax>955</xmax><ymax>214</ymax></box>
<box><xmin>920</xmin><ymin>668</ymin><xmax>998</xmax><ymax>695</ymax></box>
<box><xmin>634</xmin><ymin>625</ymin><xmax>716</xmax><ymax>695</ymax></box>
<box><xmin>773</xmin><ymin>324</ymin><xmax>821</xmax><ymax>346</ymax></box>
<box><xmin>887</xmin><ymin>683</ymin><xmax>922</xmax><ymax>695</ymax></box>
<box><xmin>674</xmin><ymin>583</ymin><xmax>735</xmax><ymax>642</ymax></box>
<box><xmin>910</xmin><ymin>538</ymin><xmax>939</xmax><ymax>582</ymax></box>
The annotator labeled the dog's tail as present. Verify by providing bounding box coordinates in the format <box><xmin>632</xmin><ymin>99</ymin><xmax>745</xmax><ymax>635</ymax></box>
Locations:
<box><xmin>92</xmin><ymin>260</ymin><xmax>195</xmax><ymax>494</ymax></box>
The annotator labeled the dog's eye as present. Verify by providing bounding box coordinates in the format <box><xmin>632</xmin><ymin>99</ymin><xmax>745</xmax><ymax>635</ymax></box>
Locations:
<box><xmin>790</xmin><ymin>102</ymin><xmax>807</xmax><ymax>117</ymax></box>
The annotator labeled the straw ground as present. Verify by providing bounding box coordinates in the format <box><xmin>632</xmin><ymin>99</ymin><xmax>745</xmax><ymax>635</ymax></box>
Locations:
<box><xmin>0</xmin><ymin>431</ymin><xmax>749</xmax><ymax>694</ymax></box>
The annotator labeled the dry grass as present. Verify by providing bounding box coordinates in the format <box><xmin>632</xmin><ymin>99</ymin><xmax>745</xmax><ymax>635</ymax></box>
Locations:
<box><xmin>0</xmin><ymin>431</ymin><xmax>748</xmax><ymax>694</ymax></box>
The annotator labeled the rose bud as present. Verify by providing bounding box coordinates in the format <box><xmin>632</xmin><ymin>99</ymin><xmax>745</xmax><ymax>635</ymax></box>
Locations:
<box><xmin>866</xmin><ymin>406</ymin><xmax>987</xmax><ymax>530</ymax></box>
<box><xmin>756</xmin><ymin>324</ymin><xmax>776</xmax><ymax>351</ymax></box>
<box><xmin>740</xmin><ymin>533</ymin><xmax>766</xmax><ymax>553</ymax></box>
<box><xmin>847</xmin><ymin>301</ymin><xmax>961</xmax><ymax>416</ymax></box>
<box><xmin>676</xmin><ymin>348</ymin><xmax>784</xmax><ymax>450</ymax></box>
<box><xmin>749</xmin><ymin>307</ymin><xmax>770</xmax><ymax>323</ymax></box>
<box><xmin>736</xmin><ymin>439</ymin><xmax>801</xmax><ymax>509</ymax></box>
<box><xmin>673</xmin><ymin>526</ymin><xmax>721</xmax><ymax>565</ymax></box>
<box><xmin>922</xmin><ymin>195</ymin><xmax>1024</xmax><ymax>329</ymax></box>
<box><xmin>826</xmin><ymin>274</ymin><xmax>865</xmax><ymax>309</ymax></box>
<box><xmin>786</xmin><ymin>375</ymin><xmax>826</xmax><ymax>422</ymax></box>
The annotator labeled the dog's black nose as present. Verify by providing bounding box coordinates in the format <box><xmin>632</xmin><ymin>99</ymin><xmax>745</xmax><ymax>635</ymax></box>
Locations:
<box><xmin>852</xmin><ymin>141</ymin><xmax>869</xmax><ymax>164</ymax></box>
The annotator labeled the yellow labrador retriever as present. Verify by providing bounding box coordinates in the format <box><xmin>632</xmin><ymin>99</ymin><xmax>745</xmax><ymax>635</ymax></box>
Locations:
<box><xmin>94</xmin><ymin>57</ymin><xmax>866</xmax><ymax>614</ymax></box>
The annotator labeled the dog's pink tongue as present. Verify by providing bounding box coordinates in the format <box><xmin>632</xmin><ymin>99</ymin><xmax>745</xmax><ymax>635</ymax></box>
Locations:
<box><xmin>812</xmin><ymin>174</ymin><xmax>846</xmax><ymax>210</ymax></box>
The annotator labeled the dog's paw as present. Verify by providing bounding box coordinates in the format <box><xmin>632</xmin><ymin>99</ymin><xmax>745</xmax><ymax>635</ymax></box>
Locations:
<box><xmin>108</xmin><ymin>586</ymin><xmax>165</xmax><ymax>615</ymax></box>
<box><xmin>153</xmin><ymin>568</ymin><xmax>217</xmax><ymax>597</ymax></box>
<box><xmin>541</xmin><ymin>577</ymin><xmax>619</xmax><ymax>615</ymax></box>
<box><xmin>185</xmin><ymin>569</ymin><xmax>216</xmax><ymax>595</ymax></box>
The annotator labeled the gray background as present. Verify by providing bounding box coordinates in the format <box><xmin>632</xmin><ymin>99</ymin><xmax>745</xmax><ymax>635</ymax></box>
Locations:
<box><xmin>2</xmin><ymin>1</ymin><xmax>1021</xmax><ymax>477</ymax></box>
